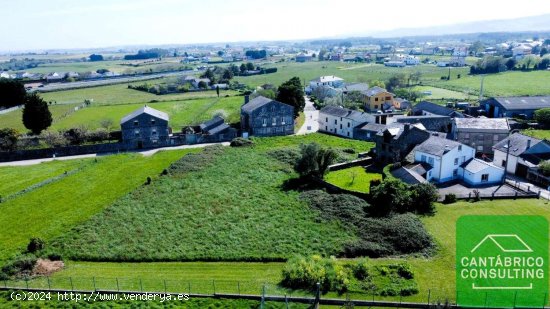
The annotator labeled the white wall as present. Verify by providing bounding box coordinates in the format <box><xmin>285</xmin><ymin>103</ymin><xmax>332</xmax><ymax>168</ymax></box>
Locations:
<box><xmin>493</xmin><ymin>149</ymin><xmax>518</xmax><ymax>173</ymax></box>
<box><xmin>319</xmin><ymin>113</ymin><xmax>355</xmax><ymax>138</ymax></box>
<box><xmin>415</xmin><ymin>143</ymin><xmax>475</xmax><ymax>182</ymax></box>
<box><xmin>461</xmin><ymin>164</ymin><xmax>504</xmax><ymax>185</ymax></box>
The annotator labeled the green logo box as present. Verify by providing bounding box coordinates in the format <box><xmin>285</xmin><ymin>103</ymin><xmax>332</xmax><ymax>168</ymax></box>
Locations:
<box><xmin>456</xmin><ymin>216</ymin><xmax>548</xmax><ymax>308</ymax></box>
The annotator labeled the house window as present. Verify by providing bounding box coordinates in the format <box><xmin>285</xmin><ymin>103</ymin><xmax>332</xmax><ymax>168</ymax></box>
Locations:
<box><xmin>347</xmin><ymin>122</ymin><xmax>350</xmax><ymax>128</ymax></box>
<box><xmin>375</xmin><ymin>97</ymin><xmax>379</xmax><ymax>102</ymax></box>
<box><xmin>502</xmin><ymin>160</ymin><xmax>506</xmax><ymax>167</ymax></box>
<box><xmin>281</xmin><ymin>116</ymin><xmax>285</xmax><ymax>125</ymax></box>
<box><xmin>458</xmin><ymin>145</ymin><xmax>462</xmax><ymax>151</ymax></box>
<box><xmin>262</xmin><ymin>118</ymin><xmax>267</xmax><ymax>126</ymax></box>
<box><xmin>454</xmin><ymin>158</ymin><xmax>459</xmax><ymax>165</ymax></box>
<box><xmin>134</xmin><ymin>130</ymin><xmax>140</xmax><ymax>137</ymax></box>
<box><xmin>151</xmin><ymin>119</ymin><xmax>156</xmax><ymax>125</ymax></box>
<box><xmin>477</xmin><ymin>146</ymin><xmax>483</xmax><ymax>151</ymax></box>
<box><xmin>334</xmin><ymin>119</ymin><xmax>337</xmax><ymax>125</ymax></box>
<box><xmin>385</xmin><ymin>96</ymin><xmax>391</xmax><ymax>100</ymax></box>
<box><xmin>325</xmin><ymin>126</ymin><xmax>328</xmax><ymax>131</ymax></box>
<box><xmin>428</xmin><ymin>157</ymin><xmax>434</xmax><ymax>165</ymax></box>
<box><xmin>347</xmin><ymin>132</ymin><xmax>350</xmax><ymax>137</ymax></box>
<box><xmin>374</xmin><ymin>105</ymin><xmax>378</xmax><ymax>109</ymax></box>
<box><xmin>453</xmin><ymin>169</ymin><xmax>458</xmax><ymax>177</ymax></box>
<box><xmin>481</xmin><ymin>174</ymin><xmax>489</xmax><ymax>182</ymax></box>
<box><xmin>340</xmin><ymin>124</ymin><xmax>342</xmax><ymax>129</ymax></box>
<box><xmin>325</xmin><ymin>117</ymin><xmax>328</xmax><ymax>122</ymax></box>
<box><xmin>272</xmin><ymin>117</ymin><xmax>277</xmax><ymax>125</ymax></box>
<box><xmin>134</xmin><ymin>120</ymin><xmax>139</xmax><ymax>126</ymax></box>
<box><xmin>421</xmin><ymin>155</ymin><xmax>427</xmax><ymax>162</ymax></box>
<box><xmin>152</xmin><ymin>130</ymin><xmax>157</xmax><ymax>136</ymax></box>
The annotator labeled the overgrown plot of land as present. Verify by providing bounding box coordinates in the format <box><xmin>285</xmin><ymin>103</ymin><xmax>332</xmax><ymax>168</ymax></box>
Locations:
<box><xmin>0</xmin><ymin>150</ymin><xmax>191</xmax><ymax>261</ymax></box>
<box><xmin>325</xmin><ymin>166</ymin><xmax>382</xmax><ymax>193</ymax></box>
<box><xmin>49</xmin><ymin>145</ymin><xmax>357</xmax><ymax>261</ymax></box>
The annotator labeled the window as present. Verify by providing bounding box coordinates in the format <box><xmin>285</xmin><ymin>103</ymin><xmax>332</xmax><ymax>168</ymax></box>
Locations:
<box><xmin>340</xmin><ymin>124</ymin><xmax>342</xmax><ymax>129</ymax></box>
<box><xmin>385</xmin><ymin>96</ymin><xmax>391</xmax><ymax>100</ymax></box>
<box><xmin>134</xmin><ymin>130</ymin><xmax>140</xmax><ymax>137</ymax></box>
<box><xmin>481</xmin><ymin>174</ymin><xmax>489</xmax><ymax>182</ymax></box>
<box><xmin>428</xmin><ymin>157</ymin><xmax>434</xmax><ymax>165</ymax></box>
<box><xmin>502</xmin><ymin>160</ymin><xmax>506</xmax><ymax>167</ymax></box>
<box><xmin>347</xmin><ymin>132</ymin><xmax>350</xmax><ymax>137</ymax></box>
<box><xmin>453</xmin><ymin>169</ymin><xmax>458</xmax><ymax>177</ymax></box>
<box><xmin>347</xmin><ymin>122</ymin><xmax>350</xmax><ymax>128</ymax></box>
<box><xmin>458</xmin><ymin>145</ymin><xmax>462</xmax><ymax>151</ymax></box>
<box><xmin>134</xmin><ymin>120</ymin><xmax>139</xmax><ymax>126</ymax></box>
<box><xmin>281</xmin><ymin>116</ymin><xmax>285</xmax><ymax>125</ymax></box>
<box><xmin>272</xmin><ymin>117</ymin><xmax>277</xmax><ymax>125</ymax></box>
<box><xmin>374</xmin><ymin>105</ymin><xmax>378</xmax><ymax>109</ymax></box>
<box><xmin>325</xmin><ymin>117</ymin><xmax>328</xmax><ymax>122</ymax></box>
<box><xmin>325</xmin><ymin>126</ymin><xmax>328</xmax><ymax>131</ymax></box>
<box><xmin>477</xmin><ymin>145</ymin><xmax>483</xmax><ymax>151</ymax></box>
<box><xmin>375</xmin><ymin>97</ymin><xmax>379</xmax><ymax>102</ymax></box>
<box><xmin>151</xmin><ymin>119</ymin><xmax>156</xmax><ymax>125</ymax></box>
<box><xmin>421</xmin><ymin>155</ymin><xmax>427</xmax><ymax>162</ymax></box>
<box><xmin>334</xmin><ymin>119</ymin><xmax>337</xmax><ymax>125</ymax></box>
<box><xmin>262</xmin><ymin>118</ymin><xmax>267</xmax><ymax>126</ymax></box>
<box><xmin>454</xmin><ymin>158</ymin><xmax>459</xmax><ymax>165</ymax></box>
<box><xmin>493</xmin><ymin>135</ymin><xmax>500</xmax><ymax>141</ymax></box>
<box><xmin>152</xmin><ymin>130</ymin><xmax>157</xmax><ymax>136</ymax></box>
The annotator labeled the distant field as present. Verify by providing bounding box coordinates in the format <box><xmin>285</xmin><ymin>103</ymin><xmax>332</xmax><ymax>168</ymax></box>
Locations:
<box><xmin>429</xmin><ymin>70</ymin><xmax>550</xmax><ymax>97</ymax></box>
<box><xmin>0</xmin><ymin>150</ymin><xmax>192</xmax><ymax>261</ymax></box>
<box><xmin>0</xmin><ymin>103</ymin><xmax>78</xmax><ymax>132</ymax></box>
<box><xmin>411</xmin><ymin>85</ymin><xmax>470</xmax><ymax>101</ymax></box>
<box><xmin>234</xmin><ymin>61</ymin><xmax>469</xmax><ymax>88</ymax></box>
<box><xmin>49</xmin><ymin>96</ymin><xmax>243</xmax><ymax>130</ymax></box>
<box><xmin>325</xmin><ymin>166</ymin><xmax>382</xmax><ymax>193</ymax></box>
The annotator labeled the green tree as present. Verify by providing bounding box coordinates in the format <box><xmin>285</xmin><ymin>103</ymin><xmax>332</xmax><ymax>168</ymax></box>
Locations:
<box><xmin>537</xmin><ymin>58</ymin><xmax>550</xmax><ymax>70</ymax></box>
<box><xmin>222</xmin><ymin>68</ymin><xmax>234</xmax><ymax>80</ymax></box>
<box><xmin>540</xmin><ymin>47</ymin><xmax>548</xmax><ymax>57</ymax></box>
<box><xmin>469</xmin><ymin>41</ymin><xmax>485</xmax><ymax>57</ymax></box>
<box><xmin>294</xmin><ymin>143</ymin><xmax>338</xmax><ymax>179</ymax></box>
<box><xmin>505</xmin><ymin>58</ymin><xmax>517</xmax><ymax>70</ymax></box>
<box><xmin>410</xmin><ymin>183</ymin><xmax>438</xmax><ymax>215</ymax></box>
<box><xmin>197</xmin><ymin>81</ymin><xmax>208</xmax><ymax>89</ymax></box>
<box><xmin>370</xmin><ymin>179</ymin><xmax>411</xmax><ymax>217</ymax></box>
<box><xmin>318</xmin><ymin>49</ymin><xmax>327</xmax><ymax>61</ymax></box>
<box><xmin>0</xmin><ymin>128</ymin><xmax>19</xmax><ymax>151</ymax></box>
<box><xmin>22</xmin><ymin>93</ymin><xmax>52</xmax><ymax>135</ymax></box>
<box><xmin>0</xmin><ymin>78</ymin><xmax>26</xmax><ymax>108</ymax></box>
<box><xmin>535</xmin><ymin>108</ymin><xmax>550</xmax><ymax>128</ymax></box>
<box><xmin>276</xmin><ymin>77</ymin><xmax>305</xmax><ymax>117</ymax></box>
<box><xmin>246</xmin><ymin>62</ymin><xmax>255</xmax><ymax>71</ymax></box>
<box><xmin>369</xmin><ymin>80</ymin><xmax>386</xmax><ymax>88</ymax></box>
<box><xmin>240</xmin><ymin>63</ymin><xmax>247</xmax><ymax>73</ymax></box>
<box><xmin>89</xmin><ymin>54</ymin><xmax>103</xmax><ymax>61</ymax></box>
<box><xmin>386</xmin><ymin>74</ymin><xmax>407</xmax><ymax>91</ymax></box>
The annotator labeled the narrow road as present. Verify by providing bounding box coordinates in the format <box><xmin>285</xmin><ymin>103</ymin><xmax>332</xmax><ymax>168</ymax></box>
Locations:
<box><xmin>296</xmin><ymin>96</ymin><xmax>319</xmax><ymax>135</ymax></box>
<box><xmin>505</xmin><ymin>175</ymin><xmax>550</xmax><ymax>200</ymax></box>
<box><xmin>0</xmin><ymin>142</ymin><xmax>230</xmax><ymax>167</ymax></box>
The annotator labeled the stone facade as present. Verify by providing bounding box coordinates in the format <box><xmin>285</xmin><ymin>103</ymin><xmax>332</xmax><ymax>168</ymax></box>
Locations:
<box><xmin>241</xmin><ymin>96</ymin><xmax>294</xmax><ymax>137</ymax></box>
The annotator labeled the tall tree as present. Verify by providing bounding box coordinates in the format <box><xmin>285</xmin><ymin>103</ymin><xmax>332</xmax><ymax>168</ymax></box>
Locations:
<box><xmin>22</xmin><ymin>93</ymin><xmax>52</xmax><ymax>135</ymax></box>
<box><xmin>276</xmin><ymin>77</ymin><xmax>305</xmax><ymax>118</ymax></box>
<box><xmin>0</xmin><ymin>78</ymin><xmax>26</xmax><ymax>108</ymax></box>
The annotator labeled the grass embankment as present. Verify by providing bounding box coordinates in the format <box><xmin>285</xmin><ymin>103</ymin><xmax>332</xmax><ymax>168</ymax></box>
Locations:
<box><xmin>0</xmin><ymin>149</ymin><xmax>194</xmax><ymax>262</ymax></box>
<box><xmin>325</xmin><ymin>166</ymin><xmax>382</xmax><ymax>193</ymax></box>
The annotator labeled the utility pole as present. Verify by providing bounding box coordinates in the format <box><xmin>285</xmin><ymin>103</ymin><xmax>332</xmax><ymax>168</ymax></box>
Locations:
<box><xmin>503</xmin><ymin>139</ymin><xmax>511</xmax><ymax>184</ymax></box>
<box><xmin>479</xmin><ymin>75</ymin><xmax>486</xmax><ymax>101</ymax></box>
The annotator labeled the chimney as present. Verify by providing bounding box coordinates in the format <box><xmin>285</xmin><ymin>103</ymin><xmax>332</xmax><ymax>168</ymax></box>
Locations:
<box><xmin>527</xmin><ymin>139</ymin><xmax>531</xmax><ymax>149</ymax></box>
<box><xmin>244</xmin><ymin>95</ymin><xmax>250</xmax><ymax>105</ymax></box>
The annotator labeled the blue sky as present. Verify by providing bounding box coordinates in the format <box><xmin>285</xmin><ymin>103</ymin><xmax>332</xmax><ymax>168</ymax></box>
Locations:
<box><xmin>3</xmin><ymin>0</ymin><xmax>550</xmax><ymax>51</ymax></box>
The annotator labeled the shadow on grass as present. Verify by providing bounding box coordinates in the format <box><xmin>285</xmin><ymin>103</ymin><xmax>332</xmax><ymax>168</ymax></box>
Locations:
<box><xmin>280</xmin><ymin>177</ymin><xmax>324</xmax><ymax>192</ymax></box>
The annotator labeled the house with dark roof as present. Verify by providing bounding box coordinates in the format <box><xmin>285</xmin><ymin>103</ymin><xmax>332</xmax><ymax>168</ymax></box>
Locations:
<box><xmin>412</xmin><ymin>101</ymin><xmax>464</xmax><ymax>118</ymax></box>
<box><xmin>394</xmin><ymin>115</ymin><xmax>452</xmax><ymax>133</ymax></box>
<box><xmin>183</xmin><ymin>116</ymin><xmax>237</xmax><ymax>144</ymax></box>
<box><xmin>120</xmin><ymin>105</ymin><xmax>170</xmax><ymax>149</ymax></box>
<box><xmin>480</xmin><ymin>96</ymin><xmax>550</xmax><ymax>119</ymax></box>
<box><xmin>240</xmin><ymin>96</ymin><xmax>294</xmax><ymax>137</ymax></box>
<box><xmin>354</xmin><ymin>123</ymin><xmax>387</xmax><ymax>142</ymax></box>
<box><xmin>411</xmin><ymin>136</ymin><xmax>476</xmax><ymax>183</ymax></box>
<box><xmin>319</xmin><ymin>106</ymin><xmax>373</xmax><ymax>139</ymax></box>
<box><xmin>451</xmin><ymin>118</ymin><xmax>510</xmax><ymax>154</ymax></box>
<box><xmin>374</xmin><ymin>123</ymin><xmax>431</xmax><ymax>164</ymax></box>
<box><xmin>493</xmin><ymin>133</ymin><xmax>550</xmax><ymax>177</ymax></box>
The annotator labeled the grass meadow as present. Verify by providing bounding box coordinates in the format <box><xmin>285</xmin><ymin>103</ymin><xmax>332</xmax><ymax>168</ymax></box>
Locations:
<box><xmin>0</xmin><ymin>149</ymin><xmax>196</xmax><ymax>262</ymax></box>
<box><xmin>325</xmin><ymin>166</ymin><xmax>382</xmax><ymax>193</ymax></box>
<box><xmin>0</xmin><ymin>103</ymin><xmax>79</xmax><ymax>131</ymax></box>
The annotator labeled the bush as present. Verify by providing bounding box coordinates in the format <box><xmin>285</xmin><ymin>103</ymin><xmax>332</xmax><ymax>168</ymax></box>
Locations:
<box><xmin>443</xmin><ymin>193</ymin><xmax>457</xmax><ymax>204</ymax></box>
<box><xmin>27</xmin><ymin>237</ymin><xmax>45</xmax><ymax>253</ymax></box>
<box><xmin>230</xmin><ymin>137</ymin><xmax>254</xmax><ymax>147</ymax></box>
<box><xmin>410</xmin><ymin>183</ymin><xmax>438</xmax><ymax>215</ymax></box>
<box><xmin>535</xmin><ymin>108</ymin><xmax>550</xmax><ymax>128</ymax></box>
<box><xmin>352</xmin><ymin>258</ymin><xmax>370</xmax><ymax>280</ymax></box>
<box><xmin>0</xmin><ymin>254</ymin><xmax>37</xmax><ymax>278</ymax></box>
<box><xmin>0</xmin><ymin>128</ymin><xmax>19</xmax><ymax>151</ymax></box>
<box><xmin>267</xmin><ymin>148</ymin><xmax>301</xmax><ymax>166</ymax></box>
<box><xmin>281</xmin><ymin>255</ymin><xmax>348</xmax><ymax>293</ymax></box>
<box><xmin>300</xmin><ymin>190</ymin><xmax>369</xmax><ymax>228</ymax></box>
<box><xmin>294</xmin><ymin>143</ymin><xmax>337</xmax><ymax>178</ymax></box>
<box><xmin>370</xmin><ymin>179</ymin><xmax>411</xmax><ymax>217</ymax></box>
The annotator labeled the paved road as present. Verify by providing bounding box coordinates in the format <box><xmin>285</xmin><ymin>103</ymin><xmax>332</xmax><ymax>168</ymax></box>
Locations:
<box><xmin>296</xmin><ymin>96</ymin><xmax>319</xmax><ymax>135</ymax></box>
<box><xmin>506</xmin><ymin>175</ymin><xmax>550</xmax><ymax>200</ymax></box>
<box><xmin>0</xmin><ymin>142</ymin><xmax>230</xmax><ymax>167</ymax></box>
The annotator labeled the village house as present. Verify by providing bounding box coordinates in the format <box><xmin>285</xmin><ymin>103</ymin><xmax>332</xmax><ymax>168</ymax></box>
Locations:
<box><xmin>240</xmin><ymin>96</ymin><xmax>294</xmax><ymax>137</ymax></box>
<box><xmin>183</xmin><ymin>116</ymin><xmax>237</xmax><ymax>144</ymax></box>
<box><xmin>493</xmin><ymin>133</ymin><xmax>550</xmax><ymax>177</ymax></box>
<box><xmin>374</xmin><ymin>123</ymin><xmax>431</xmax><ymax>164</ymax></box>
<box><xmin>412</xmin><ymin>101</ymin><xmax>464</xmax><ymax>118</ymax></box>
<box><xmin>120</xmin><ymin>105</ymin><xmax>170</xmax><ymax>149</ymax></box>
<box><xmin>394</xmin><ymin>115</ymin><xmax>452</xmax><ymax>133</ymax></box>
<box><xmin>295</xmin><ymin>53</ymin><xmax>313</xmax><ymax>62</ymax></box>
<box><xmin>451</xmin><ymin>118</ymin><xmax>510</xmax><ymax>154</ymax></box>
<box><xmin>318</xmin><ymin>106</ymin><xmax>373</xmax><ymax>139</ymax></box>
<box><xmin>307</xmin><ymin>76</ymin><xmax>345</xmax><ymax>93</ymax></box>
<box><xmin>364</xmin><ymin>86</ymin><xmax>395</xmax><ymax>112</ymax></box>
<box><xmin>480</xmin><ymin>96</ymin><xmax>550</xmax><ymax>119</ymax></box>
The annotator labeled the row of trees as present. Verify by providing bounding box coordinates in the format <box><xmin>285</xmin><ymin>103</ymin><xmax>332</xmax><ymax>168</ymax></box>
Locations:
<box><xmin>471</xmin><ymin>55</ymin><xmax>550</xmax><ymax>74</ymax></box>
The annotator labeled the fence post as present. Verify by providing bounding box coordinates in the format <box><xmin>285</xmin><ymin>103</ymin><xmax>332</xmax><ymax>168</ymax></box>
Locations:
<box><xmin>4</xmin><ymin>279</ymin><xmax>7</xmax><ymax>288</ymax></box>
<box><xmin>538</xmin><ymin>190</ymin><xmax>541</xmax><ymax>199</ymax></box>
<box><xmin>25</xmin><ymin>278</ymin><xmax>29</xmax><ymax>289</ymax></box>
<box><xmin>542</xmin><ymin>292</ymin><xmax>547</xmax><ymax>309</ymax></box>
<box><xmin>70</xmin><ymin>277</ymin><xmax>74</xmax><ymax>291</ymax></box>
<box><xmin>212</xmin><ymin>279</ymin><xmax>216</xmax><ymax>295</ymax></box>
<box><xmin>140</xmin><ymin>279</ymin><xmax>143</xmax><ymax>292</ymax></box>
<box><xmin>116</xmin><ymin>278</ymin><xmax>120</xmax><ymax>292</ymax></box>
<box><xmin>513</xmin><ymin>291</ymin><xmax>517</xmax><ymax>308</ymax></box>
<box><xmin>47</xmin><ymin>277</ymin><xmax>51</xmax><ymax>290</ymax></box>
<box><xmin>163</xmin><ymin>280</ymin><xmax>167</xmax><ymax>294</ymax></box>
<box><xmin>427</xmin><ymin>289</ymin><xmax>431</xmax><ymax>306</ymax></box>
<box><xmin>93</xmin><ymin>277</ymin><xmax>96</xmax><ymax>291</ymax></box>
<box><xmin>237</xmin><ymin>281</ymin><xmax>240</xmax><ymax>295</ymax></box>
<box><xmin>484</xmin><ymin>292</ymin><xmax>488</xmax><ymax>308</ymax></box>
<box><xmin>515</xmin><ymin>192</ymin><xmax>518</xmax><ymax>200</ymax></box>
<box><xmin>188</xmin><ymin>282</ymin><xmax>191</xmax><ymax>295</ymax></box>
<box><xmin>285</xmin><ymin>294</ymin><xmax>289</xmax><ymax>309</ymax></box>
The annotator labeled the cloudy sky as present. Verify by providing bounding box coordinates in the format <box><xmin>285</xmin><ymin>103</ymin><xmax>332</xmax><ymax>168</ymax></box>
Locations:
<box><xmin>3</xmin><ymin>0</ymin><xmax>550</xmax><ymax>51</ymax></box>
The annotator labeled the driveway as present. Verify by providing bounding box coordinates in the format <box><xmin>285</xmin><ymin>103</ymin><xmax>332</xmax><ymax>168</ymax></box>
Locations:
<box><xmin>296</xmin><ymin>96</ymin><xmax>319</xmax><ymax>135</ymax></box>
<box><xmin>0</xmin><ymin>142</ymin><xmax>230</xmax><ymax>167</ymax></box>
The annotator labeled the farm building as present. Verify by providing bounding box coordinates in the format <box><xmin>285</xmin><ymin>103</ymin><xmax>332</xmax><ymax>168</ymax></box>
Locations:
<box><xmin>318</xmin><ymin>106</ymin><xmax>372</xmax><ymax>139</ymax></box>
<box><xmin>120</xmin><ymin>105</ymin><xmax>170</xmax><ymax>149</ymax></box>
<box><xmin>412</xmin><ymin>101</ymin><xmax>464</xmax><ymax>118</ymax></box>
<box><xmin>493</xmin><ymin>133</ymin><xmax>550</xmax><ymax>177</ymax></box>
<box><xmin>480</xmin><ymin>96</ymin><xmax>550</xmax><ymax>119</ymax></box>
<box><xmin>240</xmin><ymin>96</ymin><xmax>294</xmax><ymax>137</ymax></box>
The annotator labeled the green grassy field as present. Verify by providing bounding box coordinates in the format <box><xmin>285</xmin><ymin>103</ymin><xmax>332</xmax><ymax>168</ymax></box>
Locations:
<box><xmin>523</xmin><ymin>129</ymin><xmax>550</xmax><ymax>140</ymax></box>
<box><xmin>0</xmin><ymin>103</ymin><xmax>78</xmax><ymax>131</ymax></box>
<box><xmin>0</xmin><ymin>149</ymin><xmax>194</xmax><ymax>262</ymax></box>
<box><xmin>47</xmin><ymin>137</ymin><xmax>368</xmax><ymax>261</ymax></box>
<box><xmin>325</xmin><ymin>166</ymin><xmax>382</xmax><ymax>193</ymax></box>
<box><xmin>411</xmin><ymin>86</ymin><xmax>470</xmax><ymax>101</ymax></box>
<box><xmin>429</xmin><ymin>70</ymin><xmax>550</xmax><ymax>97</ymax></box>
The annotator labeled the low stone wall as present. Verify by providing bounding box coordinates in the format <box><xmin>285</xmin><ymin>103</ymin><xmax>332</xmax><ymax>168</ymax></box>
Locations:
<box><xmin>0</xmin><ymin>143</ymin><xmax>129</xmax><ymax>162</ymax></box>
<box><xmin>328</xmin><ymin>157</ymin><xmax>372</xmax><ymax>171</ymax></box>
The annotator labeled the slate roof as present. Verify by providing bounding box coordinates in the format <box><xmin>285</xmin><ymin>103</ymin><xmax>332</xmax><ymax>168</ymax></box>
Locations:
<box><xmin>460</xmin><ymin>158</ymin><xmax>502</xmax><ymax>173</ymax></box>
<box><xmin>206</xmin><ymin>123</ymin><xmax>231</xmax><ymax>135</ymax></box>
<box><xmin>377</xmin><ymin>122</ymin><xmax>426</xmax><ymax>138</ymax></box>
<box><xmin>343</xmin><ymin>83</ymin><xmax>370</xmax><ymax>94</ymax></box>
<box><xmin>320</xmin><ymin>106</ymin><xmax>370</xmax><ymax>123</ymax></box>
<box><xmin>120</xmin><ymin>106</ymin><xmax>169</xmax><ymax>124</ymax></box>
<box><xmin>413</xmin><ymin>101</ymin><xmax>457</xmax><ymax>116</ymax></box>
<box><xmin>200</xmin><ymin>116</ymin><xmax>224</xmax><ymax>132</ymax></box>
<box><xmin>241</xmin><ymin>96</ymin><xmax>291</xmax><ymax>113</ymax></box>
<box><xmin>489</xmin><ymin>96</ymin><xmax>550</xmax><ymax>111</ymax></box>
<box><xmin>358</xmin><ymin>123</ymin><xmax>387</xmax><ymax>133</ymax></box>
<box><xmin>391</xmin><ymin>167</ymin><xmax>427</xmax><ymax>184</ymax></box>
<box><xmin>492</xmin><ymin>133</ymin><xmax>542</xmax><ymax>157</ymax></box>
<box><xmin>414</xmin><ymin>136</ymin><xmax>462</xmax><ymax>157</ymax></box>
<box><xmin>366</xmin><ymin>86</ymin><xmax>388</xmax><ymax>97</ymax></box>
<box><xmin>454</xmin><ymin>118</ymin><xmax>510</xmax><ymax>130</ymax></box>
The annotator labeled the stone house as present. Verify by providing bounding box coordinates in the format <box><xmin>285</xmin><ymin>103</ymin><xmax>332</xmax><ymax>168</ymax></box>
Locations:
<box><xmin>374</xmin><ymin>123</ymin><xmax>431</xmax><ymax>164</ymax></box>
<box><xmin>451</xmin><ymin>118</ymin><xmax>510</xmax><ymax>155</ymax></box>
<box><xmin>493</xmin><ymin>133</ymin><xmax>550</xmax><ymax>177</ymax></box>
<box><xmin>240</xmin><ymin>96</ymin><xmax>294</xmax><ymax>137</ymax></box>
<box><xmin>120</xmin><ymin>106</ymin><xmax>170</xmax><ymax>149</ymax></box>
